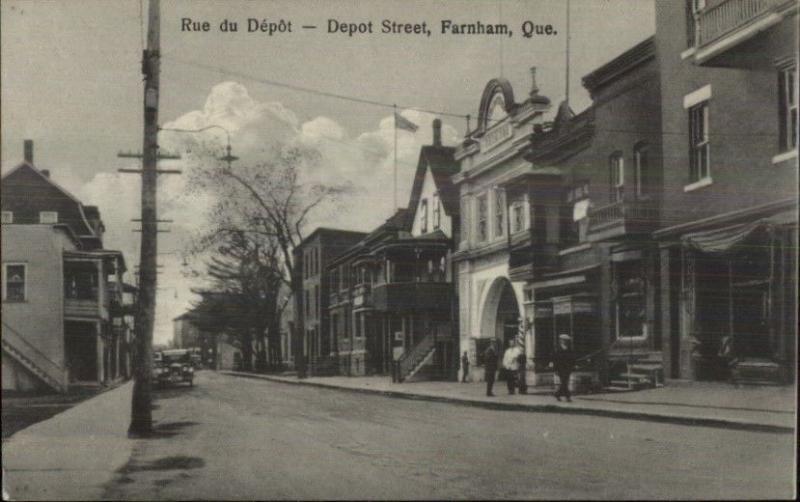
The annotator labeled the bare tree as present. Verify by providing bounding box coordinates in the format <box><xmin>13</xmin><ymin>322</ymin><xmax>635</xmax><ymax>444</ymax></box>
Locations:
<box><xmin>185</xmin><ymin>141</ymin><xmax>349</xmax><ymax>369</ymax></box>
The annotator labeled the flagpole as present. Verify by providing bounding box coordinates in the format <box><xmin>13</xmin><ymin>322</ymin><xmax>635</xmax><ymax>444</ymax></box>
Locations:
<box><xmin>393</xmin><ymin>104</ymin><xmax>398</xmax><ymax>211</ymax></box>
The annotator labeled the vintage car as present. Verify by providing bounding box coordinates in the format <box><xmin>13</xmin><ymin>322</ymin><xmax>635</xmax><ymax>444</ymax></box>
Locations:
<box><xmin>152</xmin><ymin>350</ymin><xmax>194</xmax><ymax>387</ymax></box>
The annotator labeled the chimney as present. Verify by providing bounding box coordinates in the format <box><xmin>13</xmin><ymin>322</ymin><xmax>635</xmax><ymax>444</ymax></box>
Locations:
<box><xmin>529</xmin><ymin>67</ymin><xmax>540</xmax><ymax>97</ymax></box>
<box><xmin>24</xmin><ymin>140</ymin><xmax>33</xmax><ymax>164</ymax></box>
<box><xmin>432</xmin><ymin>119</ymin><xmax>442</xmax><ymax>146</ymax></box>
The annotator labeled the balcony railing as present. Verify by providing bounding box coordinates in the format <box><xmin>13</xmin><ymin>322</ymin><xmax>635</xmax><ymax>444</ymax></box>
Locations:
<box><xmin>696</xmin><ymin>0</ymin><xmax>786</xmax><ymax>46</ymax></box>
<box><xmin>588</xmin><ymin>199</ymin><xmax>658</xmax><ymax>241</ymax></box>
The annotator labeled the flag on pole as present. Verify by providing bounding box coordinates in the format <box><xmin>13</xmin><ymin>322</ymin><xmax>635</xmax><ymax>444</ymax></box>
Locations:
<box><xmin>394</xmin><ymin>112</ymin><xmax>418</xmax><ymax>133</ymax></box>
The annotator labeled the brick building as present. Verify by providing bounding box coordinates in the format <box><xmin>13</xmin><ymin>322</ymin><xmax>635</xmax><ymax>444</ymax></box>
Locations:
<box><xmin>652</xmin><ymin>0</ymin><xmax>797</xmax><ymax>383</ymax></box>
<box><xmin>292</xmin><ymin>228</ymin><xmax>367</xmax><ymax>376</ymax></box>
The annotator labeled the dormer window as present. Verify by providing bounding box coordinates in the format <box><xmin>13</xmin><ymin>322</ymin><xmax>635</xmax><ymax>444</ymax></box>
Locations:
<box><xmin>1</xmin><ymin>211</ymin><xmax>12</xmax><ymax>224</ymax></box>
<box><xmin>39</xmin><ymin>211</ymin><xmax>58</xmax><ymax>224</ymax></box>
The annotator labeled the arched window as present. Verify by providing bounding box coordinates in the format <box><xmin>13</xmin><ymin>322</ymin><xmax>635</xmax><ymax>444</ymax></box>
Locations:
<box><xmin>609</xmin><ymin>152</ymin><xmax>624</xmax><ymax>203</ymax></box>
<box><xmin>634</xmin><ymin>143</ymin><xmax>650</xmax><ymax>198</ymax></box>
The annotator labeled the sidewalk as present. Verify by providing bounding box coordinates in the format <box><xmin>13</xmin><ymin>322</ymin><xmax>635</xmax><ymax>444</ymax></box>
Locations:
<box><xmin>224</xmin><ymin>372</ymin><xmax>796</xmax><ymax>433</ymax></box>
<box><xmin>2</xmin><ymin>381</ymin><xmax>134</xmax><ymax>501</ymax></box>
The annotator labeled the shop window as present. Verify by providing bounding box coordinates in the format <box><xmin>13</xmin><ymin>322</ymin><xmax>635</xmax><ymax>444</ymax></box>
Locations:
<box><xmin>613</xmin><ymin>260</ymin><xmax>646</xmax><ymax>339</ymax></box>
<box><xmin>778</xmin><ymin>65</ymin><xmax>797</xmax><ymax>152</ymax></box>
<box><xmin>3</xmin><ymin>263</ymin><xmax>27</xmax><ymax>302</ymax></box>
<box><xmin>689</xmin><ymin>102</ymin><xmax>710</xmax><ymax>182</ymax></box>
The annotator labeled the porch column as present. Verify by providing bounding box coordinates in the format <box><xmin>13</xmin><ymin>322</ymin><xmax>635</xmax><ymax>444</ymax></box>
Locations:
<box><xmin>659</xmin><ymin>246</ymin><xmax>674</xmax><ymax>379</ymax></box>
<box><xmin>96</xmin><ymin>322</ymin><xmax>105</xmax><ymax>383</ymax></box>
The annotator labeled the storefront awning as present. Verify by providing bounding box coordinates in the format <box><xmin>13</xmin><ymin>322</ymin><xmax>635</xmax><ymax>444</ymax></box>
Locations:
<box><xmin>682</xmin><ymin>210</ymin><xmax>796</xmax><ymax>254</ymax></box>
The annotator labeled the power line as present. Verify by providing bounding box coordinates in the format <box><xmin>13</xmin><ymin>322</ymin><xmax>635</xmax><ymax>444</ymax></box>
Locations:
<box><xmin>164</xmin><ymin>54</ymin><xmax>471</xmax><ymax>121</ymax></box>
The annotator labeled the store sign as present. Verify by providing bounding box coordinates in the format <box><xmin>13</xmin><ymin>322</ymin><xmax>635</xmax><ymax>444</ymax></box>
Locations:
<box><xmin>481</xmin><ymin>120</ymin><xmax>513</xmax><ymax>151</ymax></box>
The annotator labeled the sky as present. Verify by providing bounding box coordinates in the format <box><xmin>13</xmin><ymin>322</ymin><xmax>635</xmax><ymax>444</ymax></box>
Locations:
<box><xmin>1</xmin><ymin>0</ymin><xmax>654</xmax><ymax>344</ymax></box>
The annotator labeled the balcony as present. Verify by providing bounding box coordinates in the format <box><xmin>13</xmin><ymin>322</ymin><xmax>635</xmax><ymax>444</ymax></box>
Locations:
<box><xmin>508</xmin><ymin>240</ymin><xmax>559</xmax><ymax>282</ymax></box>
<box><xmin>693</xmin><ymin>0</ymin><xmax>797</xmax><ymax>66</ymax></box>
<box><xmin>372</xmin><ymin>282</ymin><xmax>452</xmax><ymax>312</ymax></box>
<box><xmin>352</xmin><ymin>283</ymin><xmax>372</xmax><ymax>309</ymax></box>
<box><xmin>587</xmin><ymin>199</ymin><xmax>658</xmax><ymax>242</ymax></box>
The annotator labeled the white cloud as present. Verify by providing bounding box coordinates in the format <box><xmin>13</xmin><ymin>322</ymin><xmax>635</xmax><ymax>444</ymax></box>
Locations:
<box><xmin>69</xmin><ymin>81</ymin><xmax>459</xmax><ymax>344</ymax></box>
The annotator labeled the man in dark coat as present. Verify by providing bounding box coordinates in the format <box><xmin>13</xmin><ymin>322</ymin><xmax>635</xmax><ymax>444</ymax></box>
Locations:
<box><xmin>461</xmin><ymin>351</ymin><xmax>470</xmax><ymax>383</ymax></box>
<box><xmin>552</xmin><ymin>334</ymin><xmax>576</xmax><ymax>402</ymax></box>
<box><xmin>483</xmin><ymin>342</ymin><xmax>498</xmax><ymax>397</ymax></box>
<box><xmin>516</xmin><ymin>350</ymin><xmax>528</xmax><ymax>394</ymax></box>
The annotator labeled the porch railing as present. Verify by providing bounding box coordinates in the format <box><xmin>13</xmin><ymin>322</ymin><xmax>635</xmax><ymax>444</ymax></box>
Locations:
<box><xmin>697</xmin><ymin>0</ymin><xmax>784</xmax><ymax>46</ymax></box>
<box><xmin>589</xmin><ymin>199</ymin><xmax>658</xmax><ymax>232</ymax></box>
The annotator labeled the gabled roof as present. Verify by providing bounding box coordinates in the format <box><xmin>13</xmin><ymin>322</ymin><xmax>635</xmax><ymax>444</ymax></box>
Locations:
<box><xmin>406</xmin><ymin>145</ymin><xmax>460</xmax><ymax>226</ymax></box>
<box><xmin>1</xmin><ymin>162</ymin><xmax>100</xmax><ymax>245</ymax></box>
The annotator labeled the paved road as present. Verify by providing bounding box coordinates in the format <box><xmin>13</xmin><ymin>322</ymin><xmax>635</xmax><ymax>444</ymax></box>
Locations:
<box><xmin>104</xmin><ymin>371</ymin><xmax>795</xmax><ymax>500</ymax></box>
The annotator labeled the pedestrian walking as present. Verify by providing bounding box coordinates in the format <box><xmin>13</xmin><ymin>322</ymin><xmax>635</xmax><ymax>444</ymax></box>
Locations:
<box><xmin>461</xmin><ymin>351</ymin><xmax>470</xmax><ymax>383</ymax></box>
<box><xmin>483</xmin><ymin>342</ymin><xmax>498</xmax><ymax>397</ymax></box>
<box><xmin>502</xmin><ymin>340</ymin><xmax>521</xmax><ymax>395</ymax></box>
<box><xmin>516</xmin><ymin>350</ymin><xmax>528</xmax><ymax>394</ymax></box>
<box><xmin>551</xmin><ymin>334</ymin><xmax>576</xmax><ymax>402</ymax></box>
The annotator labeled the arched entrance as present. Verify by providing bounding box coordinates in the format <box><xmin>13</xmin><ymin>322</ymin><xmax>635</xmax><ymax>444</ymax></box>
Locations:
<box><xmin>479</xmin><ymin>277</ymin><xmax>522</xmax><ymax>349</ymax></box>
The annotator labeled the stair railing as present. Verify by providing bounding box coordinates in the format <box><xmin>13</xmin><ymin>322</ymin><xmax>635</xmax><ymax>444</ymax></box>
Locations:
<box><xmin>2</xmin><ymin>321</ymin><xmax>67</xmax><ymax>391</ymax></box>
<box><xmin>396</xmin><ymin>333</ymin><xmax>436</xmax><ymax>383</ymax></box>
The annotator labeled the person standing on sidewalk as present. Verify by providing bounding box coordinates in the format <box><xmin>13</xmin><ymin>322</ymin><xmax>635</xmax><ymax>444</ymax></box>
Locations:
<box><xmin>516</xmin><ymin>350</ymin><xmax>528</xmax><ymax>394</ymax></box>
<box><xmin>551</xmin><ymin>334</ymin><xmax>576</xmax><ymax>402</ymax></box>
<box><xmin>502</xmin><ymin>341</ymin><xmax>520</xmax><ymax>395</ymax></box>
<box><xmin>461</xmin><ymin>351</ymin><xmax>470</xmax><ymax>383</ymax></box>
<box><xmin>483</xmin><ymin>342</ymin><xmax>498</xmax><ymax>396</ymax></box>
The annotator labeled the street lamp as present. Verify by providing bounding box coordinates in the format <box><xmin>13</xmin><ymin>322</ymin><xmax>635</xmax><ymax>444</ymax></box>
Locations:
<box><xmin>159</xmin><ymin>124</ymin><xmax>239</xmax><ymax>168</ymax></box>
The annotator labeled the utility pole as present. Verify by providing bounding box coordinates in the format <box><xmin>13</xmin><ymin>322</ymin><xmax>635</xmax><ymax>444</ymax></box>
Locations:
<box><xmin>129</xmin><ymin>0</ymin><xmax>160</xmax><ymax>437</ymax></box>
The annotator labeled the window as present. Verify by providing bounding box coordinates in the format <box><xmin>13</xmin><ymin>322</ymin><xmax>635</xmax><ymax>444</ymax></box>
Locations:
<box><xmin>634</xmin><ymin>143</ymin><xmax>650</xmax><ymax>198</ymax></box>
<box><xmin>477</xmin><ymin>194</ymin><xmax>488</xmax><ymax>242</ymax></box>
<box><xmin>494</xmin><ymin>189</ymin><xmax>505</xmax><ymax>237</ymax></box>
<box><xmin>3</xmin><ymin>263</ymin><xmax>26</xmax><ymax>302</ymax></box>
<box><xmin>305</xmin><ymin>289</ymin><xmax>310</xmax><ymax>317</ymax></box>
<box><xmin>562</xmin><ymin>182</ymin><xmax>590</xmax><ymax>245</ymax></box>
<box><xmin>419</xmin><ymin>198</ymin><xmax>428</xmax><ymax>233</ymax></box>
<box><xmin>1</xmin><ymin>211</ymin><xmax>12</xmax><ymax>224</ymax></box>
<box><xmin>432</xmin><ymin>193</ymin><xmax>441</xmax><ymax>230</ymax></box>
<box><xmin>314</xmin><ymin>285</ymin><xmax>319</xmax><ymax>318</ymax></box>
<box><xmin>613</xmin><ymin>260</ymin><xmax>646</xmax><ymax>339</ymax></box>
<box><xmin>609</xmin><ymin>152</ymin><xmax>624</xmax><ymax>202</ymax></box>
<box><xmin>39</xmin><ymin>211</ymin><xmax>58</xmax><ymax>224</ymax></box>
<box><xmin>689</xmin><ymin>102</ymin><xmax>710</xmax><ymax>182</ymax></box>
<box><xmin>511</xmin><ymin>201</ymin><xmax>525</xmax><ymax>233</ymax></box>
<box><xmin>779</xmin><ymin>65</ymin><xmax>797</xmax><ymax>152</ymax></box>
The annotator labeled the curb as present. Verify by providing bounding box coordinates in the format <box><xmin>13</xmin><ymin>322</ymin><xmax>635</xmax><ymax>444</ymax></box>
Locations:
<box><xmin>222</xmin><ymin>371</ymin><xmax>794</xmax><ymax>434</ymax></box>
